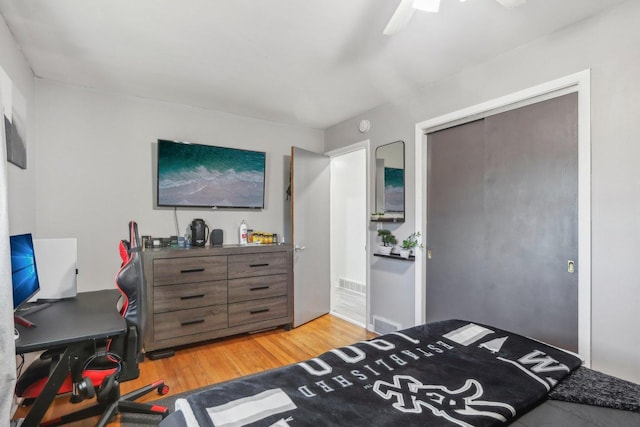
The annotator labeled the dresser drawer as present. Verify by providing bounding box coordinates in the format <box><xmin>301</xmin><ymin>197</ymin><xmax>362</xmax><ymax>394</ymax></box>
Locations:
<box><xmin>228</xmin><ymin>296</ymin><xmax>288</xmax><ymax>327</ymax></box>
<box><xmin>154</xmin><ymin>305</ymin><xmax>228</xmax><ymax>341</ymax></box>
<box><xmin>153</xmin><ymin>256</ymin><xmax>227</xmax><ymax>286</ymax></box>
<box><xmin>228</xmin><ymin>275</ymin><xmax>287</xmax><ymax>303</ymax></box>
<box><xmin>154</xmin><ymin>280</ymin><xmax>227</xmax><ymax>313</ymax></box>
<box><xmin>227</xmin><ymin>252</ymin><xmax>288</xmax><ymax>279</ymax></box>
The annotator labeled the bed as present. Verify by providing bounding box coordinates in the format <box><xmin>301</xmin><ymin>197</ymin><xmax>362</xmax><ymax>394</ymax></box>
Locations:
<box><xmin>159</xmin><ymin>319</ymin><xmax>640</xmax><ymax>426</ymax></box>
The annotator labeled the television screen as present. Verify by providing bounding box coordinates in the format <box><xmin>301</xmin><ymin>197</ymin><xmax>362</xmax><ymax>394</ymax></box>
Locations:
<box><xmin>157</xmin><ymin>139</ymin><xmax>266</xmax><ymax>209</ymax></box>
<box><xmin>384</xmin><ymin>167</ymin><xmax>404</xmax><ymax>212</ymax></box>
<box><xmin>10</xmin><ymin>233</ymin><xmax>40</xmax><ymax>310</ymax></box>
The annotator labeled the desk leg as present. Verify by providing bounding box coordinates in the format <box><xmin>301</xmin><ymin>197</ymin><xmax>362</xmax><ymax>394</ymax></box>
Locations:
<box><xmin>20</xmin><ymin>343</ymin><xmax>85</xmax><ymax>427</ymax></box>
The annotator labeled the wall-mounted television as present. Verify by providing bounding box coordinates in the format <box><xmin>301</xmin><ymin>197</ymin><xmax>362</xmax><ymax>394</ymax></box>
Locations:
<box><xmin>157</xmin><ymin>139</ymin><xmax>266</xmax><ymax>209</ymax></box>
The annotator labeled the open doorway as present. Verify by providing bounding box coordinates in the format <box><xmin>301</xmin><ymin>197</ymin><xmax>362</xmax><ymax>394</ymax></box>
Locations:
<box><xmin>329</xmin><ymin>145</ymin><xmax>368</xmax><ymax>326</ymax></box>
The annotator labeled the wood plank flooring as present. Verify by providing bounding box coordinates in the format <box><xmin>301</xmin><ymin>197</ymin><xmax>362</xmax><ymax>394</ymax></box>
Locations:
<box><xmin>13</xmin><ymin>314</ymin><xmax>376</xmax><ymax>426</ymax></box>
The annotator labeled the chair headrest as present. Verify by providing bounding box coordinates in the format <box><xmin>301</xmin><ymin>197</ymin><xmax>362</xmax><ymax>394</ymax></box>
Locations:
<box><xmin>128</xmin><ymin>221</ymin><xmax>140</xmax><ymax>250</ymax></box>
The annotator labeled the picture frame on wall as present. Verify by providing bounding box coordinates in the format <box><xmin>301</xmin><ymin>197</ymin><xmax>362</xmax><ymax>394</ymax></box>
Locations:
<box><xmin>1</xmin><ymin>66</ymin><xmax>27</xmax><ymax>170</ymax></box>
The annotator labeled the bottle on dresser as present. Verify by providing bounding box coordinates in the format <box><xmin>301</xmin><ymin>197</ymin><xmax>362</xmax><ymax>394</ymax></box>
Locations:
<box><xmin>239</xmin><ymin>220</ymin><xmax>248</xmax><ymax>245</ymax></box>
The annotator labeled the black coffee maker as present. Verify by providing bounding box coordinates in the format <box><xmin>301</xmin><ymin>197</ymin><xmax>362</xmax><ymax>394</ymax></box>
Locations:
<box><xmin>189</xmin><ymin>218</ymin><xmax>209</xmax><ymax>246</ymax></box>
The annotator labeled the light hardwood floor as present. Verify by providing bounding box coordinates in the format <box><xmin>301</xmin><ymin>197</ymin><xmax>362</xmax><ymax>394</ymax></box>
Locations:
<box><xmin>13</xmin><ymin>314</ymin><xmax>376</xmax><ymax>426</ymax></box>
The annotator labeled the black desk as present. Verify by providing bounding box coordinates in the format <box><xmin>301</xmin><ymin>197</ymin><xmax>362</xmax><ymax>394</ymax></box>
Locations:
<box><xmin>15</xmin><ymin>290</ymin><xmax>127</xmax><ymax>427</ymax></box>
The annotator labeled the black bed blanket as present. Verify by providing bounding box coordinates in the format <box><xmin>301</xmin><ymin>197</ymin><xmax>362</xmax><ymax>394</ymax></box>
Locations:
<box><xmin>175</xmin><ymin>319</ymin><xmax>583</xmax><ymax>426</ymax></box>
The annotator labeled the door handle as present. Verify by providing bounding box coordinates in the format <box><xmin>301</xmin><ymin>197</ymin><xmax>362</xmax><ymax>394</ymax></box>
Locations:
<box><xmin>568</xmin><ymin>260</ymin><xmax>575</xmax><ymax>273</ymax></box>
<box><xmin>294</xmin><ymin>244</ymin><xmax>306</xmax><ymax>252</ymax></box>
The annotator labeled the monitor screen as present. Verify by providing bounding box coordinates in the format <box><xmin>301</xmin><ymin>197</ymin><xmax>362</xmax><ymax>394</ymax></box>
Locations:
<box><xmin>157</xmin><ymin>139</ymin><xmax>266</xmax><ymax>209</ymax></box>
<box><xmin>10</xmin><ymin>233</ymin><xmax>40</xmax><ymax>310</ymax></box>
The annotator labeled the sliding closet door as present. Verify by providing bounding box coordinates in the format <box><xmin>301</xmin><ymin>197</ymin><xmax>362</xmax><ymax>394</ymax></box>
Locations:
<box><xmin>426</xmin><ymin>119</ymin><xmax>486</xmax><ymax>323</ymax></box>
<box><xmin>426</xmin><ymin>93</ymin><xmax>578</xmax><ymax>351</ymax></box>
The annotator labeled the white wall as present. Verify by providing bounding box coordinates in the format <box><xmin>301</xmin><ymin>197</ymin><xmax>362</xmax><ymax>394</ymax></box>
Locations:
<box><xmin>325</xmin><ymin>0</ymin><xmax>640</xmax><ymax>383</ymax></box>
<box><xmin>34</xmin><ymin>80</ymin><xmax>324</xmax><ymax>291</ymax></box>
<box><xmin>330</xmin><ymin>149</ymin><xmax>367</xmax><ymax>287</ymax></box>
<box><xmin>0</xmin><ymin>17</ymin><xmax>36</xmax><ymax>234</ymax></box>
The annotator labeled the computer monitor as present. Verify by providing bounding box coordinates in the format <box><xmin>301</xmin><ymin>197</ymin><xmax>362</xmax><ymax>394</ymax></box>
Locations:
<box><xmin>10</xmin><ymin>233</ymin><xmax>40</xmax><ymax>310</ymax></box>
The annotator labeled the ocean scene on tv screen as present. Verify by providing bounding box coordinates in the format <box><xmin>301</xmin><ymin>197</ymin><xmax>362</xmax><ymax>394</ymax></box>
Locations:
<box><xmin>384</xmin><ymin>167</ymin><xmax>404</xmax><ymax>212</ymax></box>
<box><xmin>158</xmin><ymin>141</ymin><xmax>265</xmax><ymax>208</ymax></box>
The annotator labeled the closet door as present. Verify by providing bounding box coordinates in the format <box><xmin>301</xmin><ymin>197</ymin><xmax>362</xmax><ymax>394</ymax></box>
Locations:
<box><xmin>426</xmin><ymin>119</ymin><xmax>486</xmax><ymax>324</ymax></box>
<box><xmin>426</xmin><ymin>93</ymin><xmax>578</xmax><ymax>351</ymax></box>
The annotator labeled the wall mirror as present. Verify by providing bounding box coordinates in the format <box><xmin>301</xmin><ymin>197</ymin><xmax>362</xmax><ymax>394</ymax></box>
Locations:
<box><xmin>372</xmin><ymin>140</ymin><xmax>405</xmax><ymax>222</ymax></box>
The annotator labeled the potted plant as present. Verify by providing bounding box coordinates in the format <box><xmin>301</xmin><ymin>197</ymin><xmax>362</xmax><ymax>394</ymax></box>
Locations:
<box><xmin>377</xmin><ymin>229</ymin><xmax>397</xmax><ymax>255</ymax></box>
<box><xmin>399</xmin><ymin>232</ymin><xmax>423</xmax><ymax>258</ymax></box>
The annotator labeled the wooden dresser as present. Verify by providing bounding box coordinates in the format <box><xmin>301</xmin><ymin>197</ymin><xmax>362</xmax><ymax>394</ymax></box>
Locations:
<box><xmin>142</xmin><ymin>244</ymin><xmax>293</xmax><ymax>352</ymax></box>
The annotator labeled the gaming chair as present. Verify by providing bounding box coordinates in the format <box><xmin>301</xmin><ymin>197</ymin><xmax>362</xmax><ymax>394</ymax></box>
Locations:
<box><xmin>15</xmin><ymin>221</ymin><xmax>169</xmax><ymax>426</ymax></box>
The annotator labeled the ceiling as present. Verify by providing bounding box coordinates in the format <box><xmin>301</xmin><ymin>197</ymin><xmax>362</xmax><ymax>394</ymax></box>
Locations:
<box><xmin>0</xmin><ymin>0</ymin><xmax>627</xmax><ymax>129</ymax></box>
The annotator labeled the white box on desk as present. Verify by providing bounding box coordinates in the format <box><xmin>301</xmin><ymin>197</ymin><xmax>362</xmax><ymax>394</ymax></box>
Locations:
<box><xmin>31</xmin><ymin>238</ymin><xmax>77</xmax><ymax>301</ymax></box>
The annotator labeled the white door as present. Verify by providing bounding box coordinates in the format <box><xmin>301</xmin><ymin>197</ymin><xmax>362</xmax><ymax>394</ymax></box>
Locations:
<box><xmin>291</xmin><ymin>146</ymin><xmax>330</xmax><ymax>327</ymax></box>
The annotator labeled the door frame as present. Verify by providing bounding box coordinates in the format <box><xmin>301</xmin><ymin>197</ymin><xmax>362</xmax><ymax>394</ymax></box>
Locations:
<box><xmin>414</xmin><ymin>70</ymin><xmax>592</xmax><ymax>366</ymax></box>
<box><xmin>326</xmin><ymin>140</ymin><xmax>371</xmax><ymax>330</ymax></box>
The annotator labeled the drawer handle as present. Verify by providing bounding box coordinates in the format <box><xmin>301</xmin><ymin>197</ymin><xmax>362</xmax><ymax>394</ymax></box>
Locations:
<box><xmin>180</xmin><ymin>294</ymin><xmax>205</xmax><ymax>300</ymax></box>
<box><xmin>249</xmin><ymin>263</ymin><xmax>269</xmax><ymax>268</ymax></box>
<box><xmin>181</xmin><ymin>268</ymin><xmax>206</xmax><ymax>274</ymax></box>
<box><xmin>181</xmin><ymin>319</ymin><xmax>205</xmax><ymax>326</ymax></box>
<box><xmin>249</xmin><ymin>286</ymin><xmax>270</xmax><ymax>291</ymax></box>
<box><xmin>250</xmin><ymin>308</ymin><xmax>270</xmax><ymax>315</ymax></box>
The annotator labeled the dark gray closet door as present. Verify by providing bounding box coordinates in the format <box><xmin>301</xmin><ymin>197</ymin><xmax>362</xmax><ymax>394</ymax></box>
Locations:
<box><xmin>426</xmin><ymin>93</ymin><xmax>578</xmax><ymax>351</ymax></box>
<box><xmin>426</xmin><ymin>119</ymin><xmax>486</xmax><ymax>323</ymax></box>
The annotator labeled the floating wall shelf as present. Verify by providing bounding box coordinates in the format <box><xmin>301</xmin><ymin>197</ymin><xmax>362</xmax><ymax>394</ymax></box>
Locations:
<box><xmin>373</xmin><ymin>252</ymin><xmax>415</xmax><ymax>261</ymax></box>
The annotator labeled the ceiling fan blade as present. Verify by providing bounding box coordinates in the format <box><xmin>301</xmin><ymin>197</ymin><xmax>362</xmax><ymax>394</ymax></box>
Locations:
<box><xmin>495</xmin><ymin>0</ymin><xmax>526</xmax><ymax>9</ymax></box>
<box><xmin>383</xmin><ymin>0</ymin><xmax>416</xmax><ymax>36</ymax></box>
<box><xmin>413</xmin><ymin>0</ymin><xmax>441</xmax><ymax>13</ymax></box>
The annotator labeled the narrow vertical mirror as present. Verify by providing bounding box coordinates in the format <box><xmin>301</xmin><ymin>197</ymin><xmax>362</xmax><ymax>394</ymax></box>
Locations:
<box><xmin>372</xmin><ymin>140</ymin><xmax>405</xmax><ymax>222</ymax></box>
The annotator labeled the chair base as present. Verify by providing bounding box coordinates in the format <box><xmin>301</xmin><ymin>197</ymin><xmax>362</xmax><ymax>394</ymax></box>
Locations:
<box><xmin>40</xmin><ymin>380</ymin><xmax>169</xmax><ymax>427</ymax></box>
